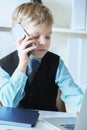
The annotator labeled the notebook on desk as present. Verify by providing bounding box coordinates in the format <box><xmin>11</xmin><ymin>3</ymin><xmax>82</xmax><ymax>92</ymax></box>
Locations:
<box><xmin>42</xmin><ymin>89</ymin><xmax>87</xmax><ymax>130</ymax></box>
<box><xmin>0</xmin><ymin>107</ymin><xmax>39</xmax><ymax>127</ymax></box>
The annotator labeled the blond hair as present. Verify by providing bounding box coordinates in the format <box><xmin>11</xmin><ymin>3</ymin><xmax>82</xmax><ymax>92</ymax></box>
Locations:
<box><xmin>12</xmin><ymin>2</ymin><xmax>53</xmax><ymax>28</ymax></box>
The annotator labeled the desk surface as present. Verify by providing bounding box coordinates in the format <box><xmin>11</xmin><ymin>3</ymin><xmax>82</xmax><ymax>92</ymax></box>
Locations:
<box><xmin>0</xmin><ymin>110</ymin><xmax>76</xmax><ymax>130</ymax></box>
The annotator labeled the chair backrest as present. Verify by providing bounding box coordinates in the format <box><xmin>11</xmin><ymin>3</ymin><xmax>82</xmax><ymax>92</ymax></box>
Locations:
<box><xmin>56</xmin><ymin>89</ymin><xmax>66</xmax><ymax>112</ymax></box>
<box><xmin>0</xmin><ymin>101</ymin><xmax>2</xmax><ymax>106</ymax></box>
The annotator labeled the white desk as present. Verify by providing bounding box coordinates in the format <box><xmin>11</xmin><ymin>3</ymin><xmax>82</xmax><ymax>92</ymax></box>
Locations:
<box><xmin>0</xmin><ymin>111</ymin><xmax>76</xmax><ymax>130</ymax></box>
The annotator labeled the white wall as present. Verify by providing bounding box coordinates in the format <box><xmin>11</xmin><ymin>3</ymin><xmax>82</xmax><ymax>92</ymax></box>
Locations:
<box><xmin>0</xmin><ymin>30</ymin><xmax>17</xmax><ymax>58</ymax></box>
<box><xmin>0</xmin><ymin>0</ymin><xmax>31</xmax><ymax>27</ymax></box>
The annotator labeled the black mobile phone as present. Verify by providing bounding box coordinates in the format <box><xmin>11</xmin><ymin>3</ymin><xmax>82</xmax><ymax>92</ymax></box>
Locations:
<box><xmin>10</xmin><ymin>23</ymin><xmax>35</xmax><ymax>56</ymax></box>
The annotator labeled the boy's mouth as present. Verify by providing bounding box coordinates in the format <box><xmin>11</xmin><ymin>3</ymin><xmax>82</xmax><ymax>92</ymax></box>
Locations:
<box><xmin>37</xmin><ymin>49</ymin><xmax>46</xmax><ymax>52</ymax></box>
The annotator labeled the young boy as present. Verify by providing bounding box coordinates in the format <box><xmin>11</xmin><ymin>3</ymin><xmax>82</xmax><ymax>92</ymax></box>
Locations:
<box><xmin>0</xmin><ymin>2</ymin><xmax>83</xmax><ymax>112</ymax></box>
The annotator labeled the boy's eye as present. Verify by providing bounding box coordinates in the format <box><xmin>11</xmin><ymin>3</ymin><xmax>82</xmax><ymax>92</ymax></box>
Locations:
<box><xmin>32</xmin><ymin>35</ymin><xmax>51</xmax><ymax>40</ymax></box>
<box><xmin>33</xmin><ymin>36</ymin><xmax>39</xmax><ymax>39</ymax></box>
<box><xmin>46</xmin><ymin>36</ymin><xmax>51</xmax><ymax>39</ymax></box>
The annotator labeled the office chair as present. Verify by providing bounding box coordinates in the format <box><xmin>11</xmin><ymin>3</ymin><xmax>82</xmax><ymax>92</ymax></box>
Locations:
<box><xmin>56</xmin><ymin>89</ymin><xmax>66</xmax><ymax>112</ymax></box>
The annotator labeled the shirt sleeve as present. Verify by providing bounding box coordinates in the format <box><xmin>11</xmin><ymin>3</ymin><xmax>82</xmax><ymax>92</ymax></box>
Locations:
<box><xmin>55</xmin><ymin>59</ymin><xmax>84</xmax><ymax>112</ymax></box>
<box><xmin>0</xmin><ymin>67</ymin><xmax>28</xmax><ymax>107</ymax></box>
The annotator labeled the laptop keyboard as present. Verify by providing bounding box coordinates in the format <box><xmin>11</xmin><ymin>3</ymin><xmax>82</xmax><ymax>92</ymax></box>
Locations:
<box><xmin>60</xmin><ymin>124</ymin><xmax>75</xmax><ymax>130</ymax></box>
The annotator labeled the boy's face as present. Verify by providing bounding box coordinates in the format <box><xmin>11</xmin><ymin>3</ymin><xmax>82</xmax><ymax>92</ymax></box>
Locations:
<box><xmin>25</xmin><ymin>22</ymin><xmax>52</xmax><ymax>58</ymax></box>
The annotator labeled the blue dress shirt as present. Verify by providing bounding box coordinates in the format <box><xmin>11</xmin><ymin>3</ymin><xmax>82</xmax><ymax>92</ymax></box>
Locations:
<box><xmin>0</xmin><ymin>58</ymin><xmax>83</xmax><ymax>112</ymax></box>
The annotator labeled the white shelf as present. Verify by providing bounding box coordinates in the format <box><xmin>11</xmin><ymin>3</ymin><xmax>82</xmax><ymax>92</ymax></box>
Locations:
<box><xmin>1</xmin><ymin>26</ymin><xmax>87</xmax><ymax>38</ymax></box>
<box><xmin>52</xmin><ymin>28</ymin><xmax>87</xmax><ymax>38</ymax></box>
<box><xmin>0</xmin><ymin>27</ymin><xmax>11</xmax><ymax>32</ymax></box>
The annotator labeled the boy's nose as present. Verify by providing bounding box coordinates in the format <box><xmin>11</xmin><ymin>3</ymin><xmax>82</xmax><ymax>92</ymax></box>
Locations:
<box><xmin>39</xmin><ymin>37</ymin><xmax>46</xmax><ymax>45</ymax></box>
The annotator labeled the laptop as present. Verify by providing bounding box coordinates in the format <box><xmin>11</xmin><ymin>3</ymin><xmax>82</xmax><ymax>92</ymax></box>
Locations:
<box><xmin>42</xmin><ymin>89</ymin><xmax>87</xmax><ymax>130</ymax></box>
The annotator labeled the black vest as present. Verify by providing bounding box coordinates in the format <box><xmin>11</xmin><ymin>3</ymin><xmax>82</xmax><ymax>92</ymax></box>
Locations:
<box><xmin>0</xmin><ymin>51</ymin><xmax>60</xmax><ymax>111</ymax></box>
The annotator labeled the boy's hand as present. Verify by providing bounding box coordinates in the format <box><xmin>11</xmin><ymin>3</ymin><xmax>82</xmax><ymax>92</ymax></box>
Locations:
<box><xmin>17</xmin><ymin>35</ymin><xmax>36</xmax><ymax>73</ymax></box>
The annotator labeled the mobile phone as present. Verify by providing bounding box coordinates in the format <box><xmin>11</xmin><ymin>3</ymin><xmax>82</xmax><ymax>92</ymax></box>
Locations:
<box><xmin>10</xmin><ymin>23</ymin><xmax>29</xmax><ymax>42</ymax></box>
<box><xmin>10</xmin><ymin>23</ymin><xmax>35</xmax><ymax>56</ymax></box>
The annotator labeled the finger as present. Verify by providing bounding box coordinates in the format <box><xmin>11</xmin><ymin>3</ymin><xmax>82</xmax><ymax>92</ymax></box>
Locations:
<box><xmin>25</xmin><ymin>44</ymin><xmax>37</xmax><ymax>54</ymax></box>
<box><xmin>23</xmin><ymin>35</ymin><xmax>33</xmax><ymax>42</ymax></box>
<box><xmin>23</xmin><ymin>37</ymin><xmax>36</xmax><ymax>46</ymax></box>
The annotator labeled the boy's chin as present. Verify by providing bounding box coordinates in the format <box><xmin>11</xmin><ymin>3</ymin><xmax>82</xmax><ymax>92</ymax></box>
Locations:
<box><xmin>32</xmin><ymin>51</ymin><xmax>47</xmax><ymax>58</ymax></box>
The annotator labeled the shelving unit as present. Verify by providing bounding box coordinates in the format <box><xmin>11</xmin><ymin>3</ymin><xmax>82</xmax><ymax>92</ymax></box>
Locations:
<box><xmin>43</xmin><ymin>0</ymin><xmax>87</xmax><ymax>64</ymax></box>
<box><xmin>46</xmin><ymin>0</ymin><xmax>87</xmax><ymax>93</ymax></box>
